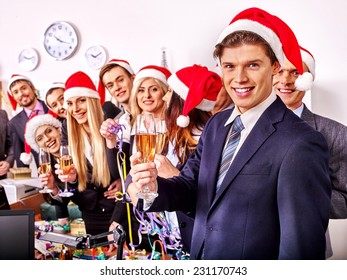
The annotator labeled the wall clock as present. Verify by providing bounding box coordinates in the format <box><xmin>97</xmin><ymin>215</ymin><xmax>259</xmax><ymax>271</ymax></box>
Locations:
<box><xmin>85</xmin><ymin>45</ymin><xmax>107</xmax><ymax>69</ymax></box>
<box><xmin>18</xmin><ymin>48</ymin><xmax>39</xmax><ymax>71</ymax></box>
<box><xmin>43</xmin><ymin>21</ymin><xmax>79</xmax><ymax>60</ymax></box>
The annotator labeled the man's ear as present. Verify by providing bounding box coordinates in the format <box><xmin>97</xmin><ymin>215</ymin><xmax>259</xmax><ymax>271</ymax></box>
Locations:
<box><xmin>272</xmin><ymin>61</ymin><xmax>281</xmax><ymax>76</ymax></box>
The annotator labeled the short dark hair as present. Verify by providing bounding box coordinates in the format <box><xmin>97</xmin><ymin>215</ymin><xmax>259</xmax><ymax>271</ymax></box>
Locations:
<box><xmin>213</xmin><ymin>30</ymin><xmax>278</xmax><ymax>65</ymax></box>
<box><xmin>99</xmin><ymin>64</ymin><xmax>133</xmax><ymax>86</ymax></box>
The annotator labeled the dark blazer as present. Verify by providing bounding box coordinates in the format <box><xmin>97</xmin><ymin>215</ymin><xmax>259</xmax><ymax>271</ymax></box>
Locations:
<box><xmin>149</xmin><ymin>97</ymin><xmax>331</xmax><ymax>260</ymax></box>
<box><xmin>8</xmin><ymin>100</ymin><xmax>49</xmax><ymax>167</ymax></box>
<box><xmin>301</xmin><ymin>105</ymin><xmax>347</xmax><ymax>219</ymax></box>
<box><xmin>0</xmin><ymin>110</ymin><xmax>14</xmax><ymax>179</ymax></box>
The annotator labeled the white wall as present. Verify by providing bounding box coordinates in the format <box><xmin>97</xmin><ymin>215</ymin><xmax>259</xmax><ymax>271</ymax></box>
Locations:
<box><xmin>1</xmin><ymin>0</ymin><xmax>346</xmax><ymax>259</ymax></box>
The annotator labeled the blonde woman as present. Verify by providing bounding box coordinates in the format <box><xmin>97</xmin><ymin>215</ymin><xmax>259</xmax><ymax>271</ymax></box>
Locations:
<box><xmin>56</xmin><ymin>71</ymin><xmax>120</xmax><ymax>236</ymax></box>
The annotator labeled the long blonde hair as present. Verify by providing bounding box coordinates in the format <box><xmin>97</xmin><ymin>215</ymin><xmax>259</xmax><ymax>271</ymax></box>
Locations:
<box><xmin>66</xmin><ymin>98</ymin><xmax>110</xmax><ymax>191</ymax></box>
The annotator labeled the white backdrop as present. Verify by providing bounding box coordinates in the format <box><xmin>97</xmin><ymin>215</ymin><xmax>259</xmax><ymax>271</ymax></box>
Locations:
<box><xmin>1</xmin><ymin>0</ymin><xmax>346</xmax><ymax>258</ymax></box>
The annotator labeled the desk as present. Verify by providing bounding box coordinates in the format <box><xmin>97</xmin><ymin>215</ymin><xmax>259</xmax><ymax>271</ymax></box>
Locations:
<box><xmin>11</xmin><ymin>192</ymin><xmax>45</xmax><ymax>220</ymax></box>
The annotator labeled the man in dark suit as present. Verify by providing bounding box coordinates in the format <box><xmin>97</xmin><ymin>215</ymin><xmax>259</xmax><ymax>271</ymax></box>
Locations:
<box><xmin>0</xmin><ymin>109</ymin><xmax>14</xmax><ymax>179</ymax></box>
<box><xmin>7</xmin><ymin>74</ymin><xmax>49</xmax><ymax>167</ymax></box>
<box><xmin>273</xmin><ymin>47</ymin><xmax>347</xmax><ymax>219</ymax></box>
<box><xmin>126</xmin><ymin>8</ymin><xmax>331</xmax><ymax>260</ymax></box>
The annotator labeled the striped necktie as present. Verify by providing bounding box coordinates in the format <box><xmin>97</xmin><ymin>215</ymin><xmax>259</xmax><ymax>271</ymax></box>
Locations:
<box><xmin>216</xmin><ymin>115</ymin><xmax>244</xmax><ymax>193</ymax></box>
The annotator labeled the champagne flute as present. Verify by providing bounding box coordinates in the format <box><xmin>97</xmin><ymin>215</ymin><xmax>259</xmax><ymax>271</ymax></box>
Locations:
<box><xmin>135</xmin><ymin>113</ymin><xmax>158</xmax><ymax>202</ymax></box>
<box><xmin>38</xmin><ymin>147</ymin><xmax>53</xmax><ymax>193</ymax></box>
<box><xmin>59</xmin><ymin>145</ymin><xmax>74</xmax><ymax>197</ymax></box>
<box><xmin>155</xmin><ymin>119</ymin><xmax>167</xmax><ymax>155</ymax></box>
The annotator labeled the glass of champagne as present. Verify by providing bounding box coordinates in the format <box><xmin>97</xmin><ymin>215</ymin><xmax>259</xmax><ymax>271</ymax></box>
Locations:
<box><xmin>38</xmin><ymin>147</ymin><xmax>52</xmax><ymax>193</ymax></box>
<box><xmin>155</xmin><ymin>119</ymin><xmax>167</xmax><ymax>155</ymax></box>
<box><xmin>135</xmin><ymin>113</ymin><xmax>158</xmax><ymax>202</ymax></box>
<box><xmin>59</xmin><ymin>145</ymin><xmax>74</xmax><ymax>197</ymax></box>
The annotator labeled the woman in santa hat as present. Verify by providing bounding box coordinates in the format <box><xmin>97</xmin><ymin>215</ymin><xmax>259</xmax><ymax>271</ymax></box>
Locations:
<box><xmin>154</xmin><ymin>64</ymin><xmax>222</xmax><ymax>258</ymax></box>
<box><xmin>24</xmin><ymin>113</ymin><xmax>69</xmax><ymax>218</ymax></box>
<box><xmin>54</xmin><ymin>71</ymin><xmax>121</xmax><ymax>238</ymax></box>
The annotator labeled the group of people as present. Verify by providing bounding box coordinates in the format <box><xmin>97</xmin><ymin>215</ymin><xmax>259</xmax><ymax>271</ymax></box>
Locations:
<box><xmin>0</xmin><ymin>6</ymin><xmax>346</xmax><ymax>260</ymax></box>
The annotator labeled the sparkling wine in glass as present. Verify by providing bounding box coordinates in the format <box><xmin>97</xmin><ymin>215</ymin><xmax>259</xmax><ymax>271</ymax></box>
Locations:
<box><xmin>155</xmin><ymin>119</ymin><xmax>167</xmax><ymax>155</ymax></box>
<box><xmin>59</xmin><ymin>145</ymin><xmax>74</xmax><ymax>197</ymax></box>
<box><xmin>38</xmin><ymin>148</ymin><xmax>53</xmax><ymax>193</ymax></box>
<box><xmin>135</xmin><ymin>113</ymin><xmax>158</xmax><ymax>202</ymax></box>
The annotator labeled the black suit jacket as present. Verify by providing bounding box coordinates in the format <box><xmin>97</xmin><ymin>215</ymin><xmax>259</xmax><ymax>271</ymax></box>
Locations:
<box><xmin>0</xmin><ymin>110</ymin><xmax>14</xmax><ymax>179</ymax></box>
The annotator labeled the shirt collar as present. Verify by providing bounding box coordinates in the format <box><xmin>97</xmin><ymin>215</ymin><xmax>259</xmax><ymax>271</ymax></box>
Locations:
<box><xmin>224</xmin><ymin>91</ymin><xmax>277</xmax><ymax>132</ymax></box>
<box><xmin>292</xmin><ymin>103</ymin><xmax>304</xmax><ymax>117</ymax></box>
<box><xmin>24</xmin><ymin>100</ymin><xmax>44</xmax><ymax>117</ymax></box>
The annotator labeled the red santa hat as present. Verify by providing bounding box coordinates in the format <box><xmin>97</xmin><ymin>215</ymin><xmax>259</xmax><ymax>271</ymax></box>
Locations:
<box><xmin>7</xmin><ymin>74</ymin><xmax>34</xmax><ymax>110</ymax></box>
<box><xmin>217</xmin><ymin>7</ymin><xmax>312</xmax><ymax>91</ymax></box>
<box><xmin>64</xmin><ymin>71</ymin><xmax>100</xmax><ymax>108</ymax></box>
<box><xmin>300</xmin><ymin>46</ymin><xmax>316</xmax><ymax>82</ymax></box>
<box><xmin>133</xmin><ymin>65</ymin><xmax>172</xmax><ymax>88</ymax></box>
<box><xmin>168</xmin><ymin>64</ymin><xmax>222</xmax><ymax>128</ymax></box>
<box><xmin>45</xmin><ymin>82</ymin><xmax>65</xmax><ymax>108</ymax></box>
<box><xmin>97</xmin><ymin>58</ymin><xmax>135</xmax><ymax>103</ymax></box>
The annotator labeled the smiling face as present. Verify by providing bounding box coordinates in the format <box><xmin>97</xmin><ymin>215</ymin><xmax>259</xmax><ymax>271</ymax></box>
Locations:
<box><xmin>35</xmin><ymin>125</ymin><xmax>61</xmax><ymax>157</ymax></box>
<box><xmin>273</xmin><ymin>58</ymin><xmax>309</xmax><ymax>110</ymax></box>
<box><xmin>10</xmin><ymin>80</ymin><xmax>37</xmax><ymax>109</ymax></box>
<box><xmin>136</xmin><ymin>78</ymin><xmax>166</xmax><ymax>118</ymax></box>
<box><xmin>46</xmin><ymin>88</ymin><xmax>67</xmax><ymax>118</ymax></box>
<box><xmin>66</xmin><ymin>96</ymin><xmax>88</xmax><ymax>125</ymax></box>
<box><xmin>220</xmin><ymin>44</ymin><xmax>280</xmax><ymax>114</ymax></box>
<box><xmin>102</xmin><ymin>66</ymin><xmax>134</xmax><ymax>107</ymax></box>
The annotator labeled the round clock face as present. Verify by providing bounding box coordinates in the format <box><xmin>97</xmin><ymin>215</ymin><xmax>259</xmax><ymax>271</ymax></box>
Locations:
<box><xmin>18</xmin><ymin>48</ymin><xmax>39</xmax><ymax>71</ymax></box>
<box><xmin>43</xmin><ymin>21</ymin><xmax>79</xmax><ymax>60</ymax></box>
<box><xmin>85</xmin><ymin>45</ymin><xmax>107</xmax><ymax>69</ymax></box>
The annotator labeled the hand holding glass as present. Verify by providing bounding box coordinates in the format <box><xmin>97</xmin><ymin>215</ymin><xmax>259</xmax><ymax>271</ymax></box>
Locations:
<box><xmin>59</xmin><ymin>145</ymin><xmax>74</xmax><ymax>197</ymax></box>
<box><xmin>135</xmin><ymin>113</ymin><xmax>158</xmax><ymax>202</ymax></box>
<box><xmin>38</xmin><ymin>148</ymin><xmax>52</xmax><ymax>193</ymax></box>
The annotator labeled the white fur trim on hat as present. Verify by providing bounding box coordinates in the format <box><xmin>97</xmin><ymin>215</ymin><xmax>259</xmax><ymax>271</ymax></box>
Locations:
<box><xmin>217</xmin><ymin>19</ymin><xmax>284</xmax><ymax>67</ymax></box>
<box><xmin>20</xmin><ymin>152</ymin><xmax>33</xmax><ymax>165</ymax></box>
<box><xmin>168</xmin><ymin>73</ymin><xmax>217</xmax><ymax>112</ymax></box>
<box><xmin>24</xmin><ymin>114</ymin><xmax>62</xmax><ymax>153</ymax></box>
<box><xmin>134</xmin><ymin>69</ymin><xmax>169</xmax><ymax>87</ymax></box>
<box><xmin>295</xmin><ymin>72</ymin><xmax>314</xmax><ymax>91</ymax></box>
<box><xmin>177</xmin><ymin>115</ymin><xmax>190</xmax><ymax>128</ymax></box>
<box><xmin>108</xmin><ymin>61</ymin><xmax>134</xmax><ymax>75</ymax></box>
<box><xmin>63</xmin><ymin>87</ymin><xmax>100</xmax><ymax>108</ymax></box>
<box><xmin>168</xmin><ymin>73</ymin><xmax>189</xmax><ymax>100</ymax></box>
<box><xmin>7</xmin><ymin>75</ymin><xmax>33</xmax><ymax>94</ymax></box>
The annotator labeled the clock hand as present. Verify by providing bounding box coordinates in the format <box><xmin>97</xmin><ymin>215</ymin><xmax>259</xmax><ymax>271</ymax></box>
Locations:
<box><xmin>94</xmin><ymin>52</ymin><xmax>101</xmax><ymax>57</ymax></box>
<box><xmin>24</xmin><ymin>56</ymin><xmax>34</xmax><ymax>60</ymax></box>
<box><xmin>54</xmin><ymin>35</ymin><xmax>70</xmax><ymax>44</ymax></box>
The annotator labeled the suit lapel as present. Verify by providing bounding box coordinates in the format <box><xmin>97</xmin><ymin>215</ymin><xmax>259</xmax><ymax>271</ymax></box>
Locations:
<box><xmin>205</xmin><ymin>117</ymin><xmax>233</xmax><ymax>206</ymax></box>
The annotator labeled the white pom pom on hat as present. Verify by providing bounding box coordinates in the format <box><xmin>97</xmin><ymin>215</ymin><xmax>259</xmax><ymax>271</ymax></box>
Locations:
<box><xmin>294</xmin><ymin>46</ymin><xmax>315</xmax><ymax>91</ymax></box>
<box><xmin>168</xmin><ymin>64</ymin><xmax>222</xmax><ymax>128</ymax></box>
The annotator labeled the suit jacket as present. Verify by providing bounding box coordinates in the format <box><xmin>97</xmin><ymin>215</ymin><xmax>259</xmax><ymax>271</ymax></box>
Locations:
<box><xmin>149</xmin><ymin>97</ymin><xmax>331</xmax><ymax>260</ymax></box>
<box><xmin>0</xmin><ymin>110</ymin><xmax>14</xmax><ymax>179</ymax></box>
<box><xmin>8</xmin><ymin>100</ymin><xmax>49</xmax><ymax>167</ymax></box>
<box><xmin>301</xmin><ymin>105</ymin><xmax>347</xmax><ymax>219</ymax></box>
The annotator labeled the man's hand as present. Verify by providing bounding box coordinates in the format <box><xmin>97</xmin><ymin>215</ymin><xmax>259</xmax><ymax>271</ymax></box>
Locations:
<box><xmin>128</xmin><ymin>152</ymin><xmax>158</xmax><ymax>205</ymax></box>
